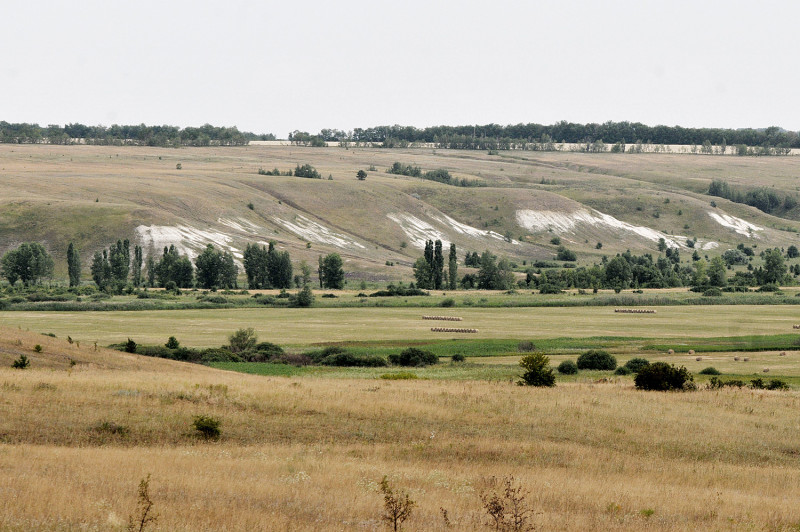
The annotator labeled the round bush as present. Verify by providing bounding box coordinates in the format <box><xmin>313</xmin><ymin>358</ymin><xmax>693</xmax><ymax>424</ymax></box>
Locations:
<box><xmin>451</xmin><ymin>353</ymin><xmax>466</xmax><ymax>363</ymax></box>
<box><xmin>634</xmin><ymin>362</ymin><xmax>694</xmax><ymax>391</ymax></box>
<box><xmin>576</xmin><ymin>349</ymin><xmax>617</xmax><ymax>371</ymax></box>
<box><xmin>557</xmin><ymin>360</ymin><xmax>578</xmax><ymax>375</ymax></box>
<box><xmin>624</xmin><ymin>357</ymin><xmax>650</xmax><ymax>373</ymax></box>
<box><xmin>702</xmin><ymin>288</ymin><xmax>722</xmax><ymax>297</ymax></box>
<box><xmin>518</xmin><ymin>353</ymin><xmax>556</xmax><ymax>387</ymax></box>
<box><xmin>699</xmin><ymin>366</ymin><xmax>721</xmax><ymax>375</ymax></box>
<box><xmin>614</xmin><ymin>366</ymin><xmax>632</xmax><ymax>375</ymax></box>
<box><xmin>388</xmin><ymin>348</ymin><xmax>439</xmax><ymax>367</ymax></box>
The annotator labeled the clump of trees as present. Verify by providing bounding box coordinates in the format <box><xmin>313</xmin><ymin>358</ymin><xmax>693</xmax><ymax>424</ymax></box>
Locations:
<box><xmin>1</xmin><ymin>242</ymin><xmax>53</xmax><ymax>286</ymax></box>
<box><xmin>708</xmin><ymin>180</ymin><xmax>797</xmax><ymax>215</ymax></box>
<box><xmin>243</xmin><ymin>242</ymin><xmax>293</xmax><ymax>289</ymax></box>
<box><xmin>460</xmin><ymin>251</ymin><xmax>514</xmax><ymax>290</ymax></box>
<box><xmin>318</xmin><ymin>253</ymin><xmax>345</xmax><ymax>289</ymax></box>
<box><xmin>195</xmin><ymin>244</ymin><xmax>238</xmax><ymax>289</ymax></box>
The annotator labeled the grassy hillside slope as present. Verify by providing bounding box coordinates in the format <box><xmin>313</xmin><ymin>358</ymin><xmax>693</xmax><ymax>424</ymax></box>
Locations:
<box><xmin>2</xmin><ymin>144</ymin><xmax>799</xmax><ymax>281</ymax></box>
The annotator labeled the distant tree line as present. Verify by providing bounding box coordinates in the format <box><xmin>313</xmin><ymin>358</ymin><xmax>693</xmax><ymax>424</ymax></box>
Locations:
<box><xmin>0</xmin><ymin>121</ymin><xmax>274</xmax><ymax>146</ymax></box>
<box><xmin>708</xmin><ymin>180</ymin><xmax>797</xmax><ymax>215</ymax></box>
<box><xmin>316</xmin><ymin>122</ymin><xmax>800</xmax><ymax>151</ymax></box>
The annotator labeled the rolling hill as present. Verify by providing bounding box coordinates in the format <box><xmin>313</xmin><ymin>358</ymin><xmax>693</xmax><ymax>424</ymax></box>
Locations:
<box><xmin>2</xmin><ymin>143</ymin><xmax>800</xmax><ymax>282</ymax></box>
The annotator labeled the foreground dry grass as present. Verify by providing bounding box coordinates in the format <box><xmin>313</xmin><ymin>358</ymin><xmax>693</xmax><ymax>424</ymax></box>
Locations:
<box><xmin>2</xmin><ymin>329</ymin><xmax>800</xmax><ymax>530</ymax></box>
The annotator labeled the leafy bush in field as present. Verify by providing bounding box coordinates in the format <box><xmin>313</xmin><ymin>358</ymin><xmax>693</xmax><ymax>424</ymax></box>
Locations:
<box><xmin>165</xmin><ymin>336</ymin><xmax>180</xmax><ymax>349</ymax></box>
<box><xmin>624</xmin><ymin>357</ymin><xmax>650</xmax><ymax>373</ymax></box>
<box><xmin>11</xmin><ymin>354</ymin><xmax>30</xmax><ymax>369</ymax></box>
<box><xmin>200</xmin><ymin>348</ymin><xmax>243</xmax><ymax>363</ymax></box>
<box><xmin>451</xmin><ymin>353</ymin><xmax>465</xmax><ymax>363</ymax></box>
<box><xmin>137</xmin><ymin>345</ymin><xmax>173</xmax><ymax>358</ymax></box>
<box><xmin>635</xmin><ymin>362</ymin><xmax>693</xmax><ymax>391</ymax></box>
<box><xmin>750</xmin><ymin>378</ymin><xmax>789</xmax><ymax>390</ymax></box>
<box><xmin>699</xmin><ymin>367</ymin><xmax>721</xmax><ymax>375</ymax></box>
<box><xmin>193</xmin><ymin>415</ymin><xmax>221</xmax><ymax>440</ymax></box>
<box><xmin>124</xmin><ymin>338</ymin><xmax>137</xmax><ymax>353</ymax></box>
<box><xmin>389</xmin><ymin>348</ymin><xmax>438</xmax><ymax>367</ymax></box>
<box><xmin>439</xmin><ymin>297</ymin><xmax>455</xmax><ymax>307</ymax></box>
<box><xmin>614</xmin><ymin>366</ymin><xmax>632</xmax><ymax>375</ymax></box>
<box><xmin>557</xmin><ymin>360</ymin><xmax>578</xmax><ymax>374</ymax></box>
<box><xmin>246</xmin><ymin>341</ymin><xmax>284</xmax><ymax>362</ymax></box>
<box><xmin>228</xmin><ymin>328</ymin><xmax>257</xmax><ymax>353</ymax></box>
<box><xmin>703</xmin><ymin>288</ymin><xmax>722</xmax><ymax>297</ymax></box>
<box><xmin>321</xmin><ymin>352</ymin><xmax>388</xmax><ymax>367</ymax></box>
<box><xmin>517</xmin><ymin>341</ymin><xmax>535</xmax><ymax>352</ymax></box>
<box><xmin>708</xmin><ymin>377</ymin><xmax>745</xmax><ymax>389</ymax></box>
<box><xmin>518</xmin><ymin>353</ymin><xmax>555</xmax><ymax>387</ymax></box>
<box><xmin>576</xmin><ymin>349</ymin><xmax>616</xmax><ymax>370</ymax></box>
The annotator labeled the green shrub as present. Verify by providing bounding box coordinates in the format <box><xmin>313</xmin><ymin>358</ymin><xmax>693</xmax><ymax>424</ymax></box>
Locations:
<box><xmin>614</xmin><ymin>366</ymin><xmax>632</xmax><ymax>375</ymax></box>
<box><xmin>165</xmin><ymin>336</ymin><xmax>180</xmax><ymax>349</ymax></box>
<box><xmin>245</xmin><ymin>341</ymin><xmax>284</xmax><ymax>362</ymax></box>
<box><xmin>635</xmin><ymin>362</ymin><xmax>693</xmax><ymax>391</ymax></box>
<box><xmin>388</xmin><ymin>348</ymin><xmax>438</xmax><ymax>367</ymax></box>
<box><xmin>11</xmin><ymin>354</ymin><xmax>30</xmax><ymax>369</ymax></box>
<box><xmin>321</xmin><ymin>352</ymin><xmax>388</xmax><ymax>367</ymax></box>
<box><xmin>228</xmin><ymin>328</ymin><xmax>257</xmax><ymax>353</ymax></box>
<box><xmin>518</xmin><ymin>352</ymin><xmax>556</xmax><ymax>387</ymax></box>
<box><xmin>192</xmin><ymin>415</ymin><xmax>221</xmax><ymax>440</ymax></box>
<box><xmin>439</xmin><ymin>297</ymin><xmax>455</xmax><ymax>307</ymax></box>
<box><xmin>451</xmin><ymin>353</ymin><xmax>466</xmax><ymax>363</ymax></box>
<box><xmin>576</xmin><ymin>349</ymin><xmax>617</xmax><ymax>370</ymax></box>
<box><xmin>703</xmin><ymin>288</ymin><xmax>722</xmax><ymax>297</ymax></box>
<box><xmin>751</xmin><ymin>378</ymin><xmax>789</xmax><ymax>390</ymax></box>
<box><xmin>624</xmin><ymin>357</ymin><xmax>650</xmax><ymax>373</ymax></box>
<box><xmin>124</xmin><ymin>338</ymin><xmax>137</xmax><ymax>353</ymax></box>
<box><xmin>137</xmin><ymin>345</ymin><xmax>173</xmax><ymax>358</ymax></box>
<box><xmin>200</xmin><ymin>348</ymin><xmax>243</xmax><ymax>363</ymax></box>
<box><xmin>295</xmin><ymin>285</ymin><xmax>314</xmax><ymax>307</ymax></box>
<box><xmin>557</xmin><ymin>360</ymin><xmax>578</xmax><ymax>375</ymax></box>
<box><xmin>33</xmin><ymin>344</ymin><xmax>42</xmax><ymax>353</ymax></box>
<box><xmin>699</xmin><ymin>367</ymin><xmax>721</xmax><ymax>375</ymax></box>
<box><xmin>757</xmin><ymin>283</ymin><xmax>781</xmax><ymax>292</ymax></box>
<box><xmin>380</xmin><ymin>372</ymin><xmax>418</xmax><ymax>380</ymax></box>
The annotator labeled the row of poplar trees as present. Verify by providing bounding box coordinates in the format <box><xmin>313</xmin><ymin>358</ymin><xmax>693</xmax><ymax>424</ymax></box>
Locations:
<box><xmin>413</xmin><ymin>239</ymin><xmax>458</xmax><ymax>290</ymax></box>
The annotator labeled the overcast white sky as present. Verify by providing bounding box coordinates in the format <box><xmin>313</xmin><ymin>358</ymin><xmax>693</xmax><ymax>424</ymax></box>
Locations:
<box><xmin>2</xmin><ymin>0</ymin><xmax>799</xmax><ymax>137</ymax></box>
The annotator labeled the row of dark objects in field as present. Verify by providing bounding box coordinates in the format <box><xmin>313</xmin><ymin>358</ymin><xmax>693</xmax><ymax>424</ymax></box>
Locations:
<box><xmin>422</xmin><ymin>315</ymin><xmax>478</xmax><ymax>333</ymax></box>
<box><xmin>614</xmin><ymin>308</ymin><xmax>656</xmax><ymax>314</ymax></box>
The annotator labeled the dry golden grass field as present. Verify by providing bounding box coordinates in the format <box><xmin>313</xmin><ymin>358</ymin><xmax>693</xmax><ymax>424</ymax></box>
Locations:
<box><xmin>2</xmin><ymin>326</ymin><xmax>800</xmax><ymax>531</ymax></box>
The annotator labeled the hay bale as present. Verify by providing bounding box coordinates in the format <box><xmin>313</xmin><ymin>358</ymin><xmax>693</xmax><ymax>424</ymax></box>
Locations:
<box><xmin>667</xmin><ymin>349</ymin><xmax>674</xmax><ymax>355</ymax></box>
<box><xmin>763</xmin><ymin>368</ymin><xmax>770</xmax><ymax>372</ymax></box>
<box><xmin>695</xmin><ymin>356</ymin><xmax>702</xmax><ymax>361</ymax></box>
<box><xmin>743</xmin><ymin>357</ymin><xmax>749</xmax><ymax>362</ymax></box>
<box><xmin>688</xmin><ymin>349</ymin><xmax>695</xmax><ymax>355</ymax></box>
<box><xmin>734</xmin><ymin>356</ymin><xmax>740</xmax><ymax>361</ymax></box>
<box><xmin>780</xmin><ymin>351</ymin><xmax>787</xmax><ymax>356</ymax></box>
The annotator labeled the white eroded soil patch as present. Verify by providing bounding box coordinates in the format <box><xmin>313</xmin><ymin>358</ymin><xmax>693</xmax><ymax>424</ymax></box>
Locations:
<box><xmin>387</xmin><ymin>214</ymin><xmax>449</xmax><ymax>249</ymax></box>
<box><xmin>388</xmin><ymin>213</ymin><xmax>519</xmax><ymax>249</ymax></box>
<box><xmin>707</xmin><ymin>212</ymin><xmax>763</xmax><ymax>237</ymax></box>
<box><xmin>272</xmin><ymin>215</ymin><xmax>366</xmax><ymax>249</ymax></box>
<box><xmin>135</xmin><ymin>224</ymin><xmax>243</xmax><ymax>261</ymax></box>
<box><xmin>515</xmin><ymin>209</ymin><xmax>685</xmax><ymax>248</ymax></box>
<box><xmin>431</xmin><ymin>214</ymin><xmax>517</xmax><ymax>244</ymax></box>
